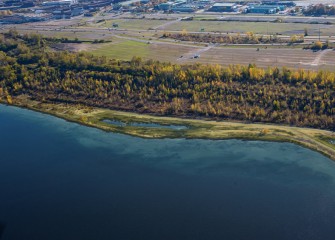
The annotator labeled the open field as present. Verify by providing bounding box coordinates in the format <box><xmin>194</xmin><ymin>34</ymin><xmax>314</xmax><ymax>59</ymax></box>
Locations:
<box><xmin>90</xmin><ymin>40</ymin><xmax>196</xmax><ymax>61</ymax></box>
<box><xmin>164</xmin><ymin>20</ymin><xmax>335</xmax><ymax>36</ymax></box>
<box><xmin>84</xmin><ymin>17</ymin><xmax>335</xmax><ymax>36</ymax></box>
<box><xmin>5</xmin><ymin>95</ymin><xmax>335</xmax><ymax>161</ymax></box>
<box><xmin>2</xmin><ymin>24</ymin><xmax>334</xmax><ymax>70</ymax></box>
<box><xmin>198</xmin><ymin>47</ymin><xmax>335</xmax><ymax>70</ymax></box>
<box><xmin>91</xmin><ymin>40</ymin><xmax>151</xmax><ymax>59</ymax></box>
<box><xmin>90</xmin><ymin>40</ymin><xmax>335</xmax><ymax>70</ymax></box>
<box><xmin>100</xmin><ymin>19</ymin><xmax>171</xmax><ymax>30</ymax></box>
<box><xmin>3</xmin><ymin>27</ymin><xmax>107</xmax><ymax>41</ymax></box>
<box><xmin>2</xmin><ymin>13</ymin><xmax>335</xmax><ymax>71</ymax></box>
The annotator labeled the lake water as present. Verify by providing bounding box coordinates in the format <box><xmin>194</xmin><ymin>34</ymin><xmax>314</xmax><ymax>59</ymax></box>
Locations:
<box><xmin>1</xmin><ymin>104</ymin><xmax>335</xmax><ymax>240</ymax></box>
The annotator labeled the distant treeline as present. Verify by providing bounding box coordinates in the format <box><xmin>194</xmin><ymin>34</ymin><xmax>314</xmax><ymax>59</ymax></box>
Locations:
<box><xmin>44</xmin><ymin>36</ymin><xmax>108</xmax><ymax>44</ymax></box>
<box><xmin>303</xmin><ymin>4</ymin><xmax>335</xmax><ymax>16</ymax></box>
<box><xmin>162</xmin><ymin>32</ymin><xmax>303</xmax><ymax>44</ymax></box>
<box><xmin>0</xmin><ymin>30</ymin><xmax>334</xmax><ymax>130</ymax></box>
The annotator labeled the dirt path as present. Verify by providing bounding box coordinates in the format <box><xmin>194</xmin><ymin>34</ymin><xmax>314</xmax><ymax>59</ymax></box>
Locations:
<box><xmin>177</xmin><ymin>44</ymin><xmax>218</xmax><ymax>61</ymax></box>
<box><xmin>51</xmin><ymin>43</ymin><xmax>95</xmax><ymax>52</ymax></box>
<box><xmin>154</xmin><ymin>18</ymin><xmax>181</xmax><ymax>30</ymax></box>
<box><xmin>311</xmin><ymin>49</ymin><xmax>332</xmax><ymax>66</ymax></box>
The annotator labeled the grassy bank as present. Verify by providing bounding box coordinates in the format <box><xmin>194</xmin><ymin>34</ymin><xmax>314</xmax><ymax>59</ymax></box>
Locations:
<box><xmin>4</xmin><ymin>95</ymin><xmax>335</xmax><ymax>161</ymax></box>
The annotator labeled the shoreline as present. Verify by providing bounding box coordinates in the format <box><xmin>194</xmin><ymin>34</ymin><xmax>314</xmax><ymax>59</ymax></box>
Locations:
<box><xmin>1</xmin><ymin>95</ymin><xmax>335</xmax><ymax>161</ymax></box>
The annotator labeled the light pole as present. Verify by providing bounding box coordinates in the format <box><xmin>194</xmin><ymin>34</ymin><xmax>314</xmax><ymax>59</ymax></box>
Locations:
<box><xmin>319</xmin><ymin>25</ymin><xmax>321</xmax><ymax>41</ymax></box>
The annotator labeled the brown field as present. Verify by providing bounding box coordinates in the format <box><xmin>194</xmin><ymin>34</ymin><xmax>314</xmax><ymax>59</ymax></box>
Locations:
<box><xmin>163</xmin><ymin>20</ymin><xmax>335</xmax><ymax>36</ymax></box>
<box><xmin>194</xmin><ymin>47</ymin><xmax>335</xmax><ymax>70</ymax></box>
<box><xmin>91</xmin><ymin>40</ymin><xmax>335</xmax><ymax>70</ymax></box>
<box><xmin>321</xmin><ymin>50</ymin><xmax>335</xmax><ymax>64</ymax></box>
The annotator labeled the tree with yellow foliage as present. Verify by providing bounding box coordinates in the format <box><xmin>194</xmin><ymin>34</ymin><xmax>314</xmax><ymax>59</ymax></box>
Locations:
<box><xmin>6</xmin><ymin>95</ymin><xmax>12</xmax><ymax>105</ymax></box>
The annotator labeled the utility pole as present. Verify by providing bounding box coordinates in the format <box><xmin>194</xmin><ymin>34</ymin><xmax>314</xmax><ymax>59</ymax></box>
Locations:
<box><xmin>319</xmin><ymin>26</ymin><xmax>321</xmax><ymax>41</ymax></box>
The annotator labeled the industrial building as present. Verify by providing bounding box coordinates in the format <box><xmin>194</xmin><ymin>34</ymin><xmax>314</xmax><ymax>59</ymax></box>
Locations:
<box><xmin>247</xmin><ymin>4</ymin><xmax>285</xmax><ymax>14</ymax></box>
<box><xmin>208</xmin><ymin>3</ymin><xmax>236</xmax><ymax>12</ymax></box>
<box><xmin>157</xmin><ymin>2</ymin><xmax>173</xmax><ymax>11</ymax></box>
<box><xmin>171</xmin><ymin>4</ymin><xmax>197</xmax><ymax>12</ymax></box>
<box><xmin>42</xmin><ymin>0</ymin><xmax>77</xmax><ymax>7</ymax></box>
<box><xmin>262</xmin><ymin>1</ymin><xmax>295</xmax><ymax>7</ymax></box>
<box><xmin>157</xmin><ymin>0</ymin><xmax>196</xmax><ymax>12</ymax></box>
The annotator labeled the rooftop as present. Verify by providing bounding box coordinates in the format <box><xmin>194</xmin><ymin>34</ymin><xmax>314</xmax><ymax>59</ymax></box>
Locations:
<box><xmin>212</xmin><ymin>3</ymin><xmax>236</xmax><ymax>7</ymax></box>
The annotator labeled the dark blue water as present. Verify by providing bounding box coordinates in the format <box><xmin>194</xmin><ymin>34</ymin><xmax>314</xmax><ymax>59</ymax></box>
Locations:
<box><xmin>1</xmin><ymin>105</ymin><xmax>335</xmax><ymax>240</ymax></box>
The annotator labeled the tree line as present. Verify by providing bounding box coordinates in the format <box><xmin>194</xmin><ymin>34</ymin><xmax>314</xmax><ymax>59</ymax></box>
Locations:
<box><xmin>162</xmin><ymin>32</ymin><xmax>304</xmax><ymax>44</ymax></box>
<box><xmin>303</xmin><ymin>4</ymin><xmax>335</xmax><ymax>16</ymax></box>
<box><xmin>0</xmin><ymin>31</ymin><xmax>334</xmax><ymax>130</ymax></box>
